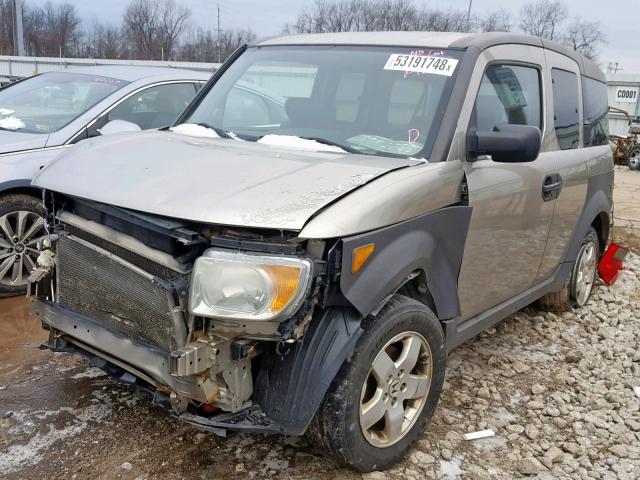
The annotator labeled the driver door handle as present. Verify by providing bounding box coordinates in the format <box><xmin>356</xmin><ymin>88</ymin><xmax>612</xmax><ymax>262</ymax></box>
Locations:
<box><xmin>542</xmin><ymin>173</ymin><xmax>563</xmax><ymax>201</ymax></box>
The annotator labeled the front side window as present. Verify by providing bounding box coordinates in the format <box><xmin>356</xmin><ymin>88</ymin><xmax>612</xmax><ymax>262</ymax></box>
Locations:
<box><xmin>552</xmin><ymin>68</ymin><xmax>580</xmax><ymax>150</ymax></box>
<box><xmin>582</xmin><ymin>76</ymin><xmax>609</xmax><ymax>147</ymax></box>
<box><xmin>108</xmin><ymin>83</ymin><xmax>197</xmax><ymax>130</ymax></box>
<box><xmin>473</xmin><ymin>63</ymin><xmax>542</xmax><ymax>132</ymax></box>
<box><xmin>184</xmin><ymin>46</ymin><xmax>463</xmax><ymax>158</ymax></box>
<box><xmin>0</xmin><ymin>72</ymin><xmax>127</xmax><ymax>134</ymax></box>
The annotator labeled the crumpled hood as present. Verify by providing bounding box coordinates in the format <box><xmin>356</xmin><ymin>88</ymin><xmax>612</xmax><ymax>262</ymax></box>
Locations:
<box><xmin>0</xmin><ymin>130</ymin><xmax>49</xmax><ymax>154</ymax></box>
<box><xmin>33</xmin><ymin>130</ymin><xmax>421</xmax><ymax>230</ymax></box>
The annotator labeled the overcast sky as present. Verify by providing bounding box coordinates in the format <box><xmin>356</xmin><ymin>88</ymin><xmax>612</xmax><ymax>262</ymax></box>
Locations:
<box><xmin>64</xmin><ymin>0</ymin><xmax>640</xmax><ymax>72</ymax></box>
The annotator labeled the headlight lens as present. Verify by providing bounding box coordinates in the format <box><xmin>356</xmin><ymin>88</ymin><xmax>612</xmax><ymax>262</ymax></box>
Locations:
<box><xmin>189</xmin><ymin>249</ymin><xmax>312</xmax><ymax>321</ymax></box>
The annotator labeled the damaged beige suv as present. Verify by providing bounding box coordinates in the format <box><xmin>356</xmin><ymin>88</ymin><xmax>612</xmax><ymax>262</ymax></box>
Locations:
<box><xmin>28</xmin><ymin>32</ymin><xmax>613</xmax><ymax>471</ymax></box>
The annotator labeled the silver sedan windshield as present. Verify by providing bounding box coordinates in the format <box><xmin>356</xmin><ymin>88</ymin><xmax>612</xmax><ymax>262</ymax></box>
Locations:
<box><xmin>0</xmin><ymin>72</ymin><xmax>128</xmax><ymax>134</ymax></box>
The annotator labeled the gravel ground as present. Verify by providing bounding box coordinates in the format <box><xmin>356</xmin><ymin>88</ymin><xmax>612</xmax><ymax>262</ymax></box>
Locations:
<box><xmin>0</xmin><ymin>253</ymin><xmax>638</xmax><ymax>480</ymax></box>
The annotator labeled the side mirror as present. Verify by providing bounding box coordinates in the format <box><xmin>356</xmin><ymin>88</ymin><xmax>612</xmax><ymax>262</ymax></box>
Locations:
<box><xmin>467</xmin><ymin>124</ymin><xmax>541</xmax><ymax>163</ymax></box>
<box><xmin>98</xmin><ymin>119</ymin><xmax>142</xmax><ymax>136</ymax></box>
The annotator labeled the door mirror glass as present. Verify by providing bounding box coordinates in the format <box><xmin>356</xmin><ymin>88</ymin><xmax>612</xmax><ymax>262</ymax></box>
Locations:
<box><xmin>467</xmin><ymin>123</ymin><xmax>541</xmax><ymax>163</ymax></box>
<box><xmin>98</xmin><ymin>119</ymin><xmax>142</xmax><ymax>135</ymax></box>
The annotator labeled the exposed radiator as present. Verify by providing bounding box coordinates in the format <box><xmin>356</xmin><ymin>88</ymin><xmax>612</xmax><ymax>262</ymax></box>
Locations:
<box><xmin>56</xmin><ymin>234</ymin><xmax>185</xmax><ymax>352</ymax></box>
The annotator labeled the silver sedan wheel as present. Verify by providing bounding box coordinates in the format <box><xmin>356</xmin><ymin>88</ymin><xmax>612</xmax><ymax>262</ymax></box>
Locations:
<box><xmin>359</xmin><ymin>331</ymin><xmax>432</xmax><ymax>448</ymax></box>
<box><xmin>574</xmin><ymin>241</ymin><xmax>597</xmax><ymax>306</ymax></box>
<box><xmin>0</xmin><ymin>210</ymin><xmax>45</xmax><ymax>287</ymax></box>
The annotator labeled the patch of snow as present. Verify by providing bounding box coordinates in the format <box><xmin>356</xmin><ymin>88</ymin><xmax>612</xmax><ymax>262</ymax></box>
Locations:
<box><xmin>170</xmin><ymin>123</ymin><xmax>220</xmax><ymax>138</ymax></box>
<box><xmin>491</xmin><ymin>407</ymin><xmax>517</xmax><ymax>423</ymax></box>
<box><xmin>0</xmin><ymin>117</ymin><xmax>26</xmax><ymax>130</ymax></box>
<box><xmin>439</xmin><ymin>455</ymin><xmax>464</xmax><ymax>478</ymax></box>
<box><xmin>72</xmin><ymin>367</ymin><xmax>107</xmax><ymax>380</ymax></box>
<box><xmin>0</xmin><ymin>108</ymin><xmax>15</xmax><ymax>116</ymax></box>
<box><xmin>0</xmin><ymin>394</ymin><xmax>112</xmax><ymax>473</ymax></box>
<box><xmin>258</xmin><ymin>134</ymin><xmax>345</xmax><ymax>153</ymax></box>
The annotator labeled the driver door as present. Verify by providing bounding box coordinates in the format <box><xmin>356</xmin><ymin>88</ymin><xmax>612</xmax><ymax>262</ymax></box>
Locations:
<box><xmin>456</xmin><ymin>44</ymin><xmax>557</xmax><ymax>322</ymax></box>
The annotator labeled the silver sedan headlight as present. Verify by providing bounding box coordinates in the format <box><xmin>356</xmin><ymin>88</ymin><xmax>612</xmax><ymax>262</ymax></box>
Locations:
<box><xmin>189</xmin><ymin>249</ymin><xmax>312</xmax><ymax>321</ymax></box>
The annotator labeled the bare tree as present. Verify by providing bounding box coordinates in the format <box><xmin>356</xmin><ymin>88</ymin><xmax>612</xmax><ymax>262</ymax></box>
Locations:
<box><xmin>157</xmin><ymin>0</ymin><xmax>190</xmax><ymax>59</ymax></box>
<box><xmin>22</xmin><ymin>1</ymin><xmax>80</xmax><ymax>57</ymax></box>
<box><xmin>179</xmin><ymin>27</ymin><xmax>255</xmax><ymax>62</ymax></box>
<box><xmin>123</xmin><ymin>0</ymin><xmax>190</xmax><ymax>60</ymax></box>
<box><xmin>479</xmin><ymin>9</ymin><xmax>511</xmax><ymax>32</ymax></box>
<box><xmin>285</xmin><ymin>0</ymin><xmax>473</xmax><ymax>34</ymax></box>
<box><xmin>519</xmin><ymin>0</ymin><xmax>567</xmax><ymax>40</ymax></box>
<box><xmin>0</xmin><ymin>0</ymin><xmax>15</xmax><ymax>55</ymax></box>
<box><xmin>562</xmin><ymin>18</ymin><xmax>606</xmax><ymax>61</ymax></box>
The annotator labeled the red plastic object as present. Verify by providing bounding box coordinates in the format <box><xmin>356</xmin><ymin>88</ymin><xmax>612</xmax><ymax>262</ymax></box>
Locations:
<box><xmin>598</xmin><ymin>243</ymin><xmax>629</xmax><ymax>286</ymax></box>
<box><xmin>201</xmin><ymin>403</ymin><xmax>219</xmax><ymax>415</ymax></box>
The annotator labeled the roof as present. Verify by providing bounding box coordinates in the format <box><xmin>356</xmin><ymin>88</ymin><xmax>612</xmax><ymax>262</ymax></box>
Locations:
<box><xmin>256</xmin><ymin>31</ymin><xmax>605</xmax><ymax>82</ymax></box>
<box><xmin>47</xmin><ymin>65</ymin><xmax>211</xmax><ymax>82</ymax></box>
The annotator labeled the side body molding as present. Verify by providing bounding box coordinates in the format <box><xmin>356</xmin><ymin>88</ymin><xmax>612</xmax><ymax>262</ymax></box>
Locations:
<box><xmin>253</xmin><ymin>307</ymin><xmax>363</xmax><ymax>435</ymax></box>
<box><xmin>340</xmin><ymin>206</ymin><xmax>473</xmax><ymax>320</ymax></box>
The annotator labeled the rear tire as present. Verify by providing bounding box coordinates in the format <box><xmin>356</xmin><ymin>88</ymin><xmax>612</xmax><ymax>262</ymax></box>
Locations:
<box><xmin>538</xmin><ymin>227</ymin><xmax>599</xmax><ymax>311</ymax></box>
<box><xmin>307</xmin><ymin>295</ymin><xmax>446</xmax><ymax>472</ymax></box>
<box><xmin>0</xmin><ymin>194</ymin><xmax>46</xmax><ymax>298</ymax></box>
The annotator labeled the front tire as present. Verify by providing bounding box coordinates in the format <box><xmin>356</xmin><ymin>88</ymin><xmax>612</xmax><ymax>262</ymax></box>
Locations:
<box><xmin>0</xmin><ymin>194</ymin><xmax>46</xmax><ymax>298</ymax></box>
<box><xmin>307</xmin><ymin>295</ymin><xmax>446</xmax><ymax>472</ymax></box>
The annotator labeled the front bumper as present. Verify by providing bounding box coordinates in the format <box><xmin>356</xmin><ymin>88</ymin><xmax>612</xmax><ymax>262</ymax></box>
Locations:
<box><xmin>33</xmin><ymin>299</ymin><xmax>208</xmax><ymax>403</ymax></box>
<box><xmin>34</xmin><ymin>298</ymin><xmax>284</xmax><ymax>435</ymax></box>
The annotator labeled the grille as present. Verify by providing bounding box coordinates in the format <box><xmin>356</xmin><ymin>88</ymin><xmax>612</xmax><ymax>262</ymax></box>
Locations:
<box><xmin>57</xmin><ymin>234</ymin><xmax>181</xmax><ymax>351</ymax></box>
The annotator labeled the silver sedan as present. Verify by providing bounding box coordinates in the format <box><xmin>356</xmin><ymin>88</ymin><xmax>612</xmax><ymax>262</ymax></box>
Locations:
<box><xmin>0</xmin><ymin>65</ymin><xmax>211</xmax><ymax>296</ymax></box>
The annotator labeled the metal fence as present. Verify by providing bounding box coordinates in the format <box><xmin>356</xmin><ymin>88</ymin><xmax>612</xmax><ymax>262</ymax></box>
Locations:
<box><xmin>0</xmin><ymin>55</ymin><xmax>220</xmax><ymax>83</ymax></box>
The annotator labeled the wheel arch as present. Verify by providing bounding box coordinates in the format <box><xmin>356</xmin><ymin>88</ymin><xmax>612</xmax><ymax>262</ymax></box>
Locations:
<box><xmin>339</xmin><ymin>205</ymin><xmax>473</xmax><ymax>322</ymax></box>
<box><xmin>590</xmin><ymin>210</ymin><xmax>610</xmax><ymax>256</ymax></box>
<box><xmin>562</xmin><ymin>171</ymin><xmax>613</xmax><ymax>265</ymax></box>
<box><xmin>0</xmin><ymin>180</ymin><xmax>42</xmax><ymax>200</ymax></box>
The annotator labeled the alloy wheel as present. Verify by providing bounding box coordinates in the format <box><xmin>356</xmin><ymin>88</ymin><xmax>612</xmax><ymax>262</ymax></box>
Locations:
<box><xmin>0</xmin><ymin>211</ymin><xmax>45</xmax><ymax>287</ymax></box>
<box><xmin>574</xmin><ymin>241</ymin><xmax>597</xmax><ymax>306</ymax></box>
<box><xmin>359</xmin><ymin>331</ymin><xmax>432</xmax><ymax>448</ymax></box>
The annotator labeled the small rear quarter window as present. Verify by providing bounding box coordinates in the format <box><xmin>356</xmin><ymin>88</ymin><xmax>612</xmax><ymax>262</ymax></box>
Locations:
<box><xmin>551</xmin><ymin>68</ymin><xmax>580</xmax><ymax>150</ymax></box>
<box><xmin>582</xmin><ymin>76</ymin><xmax>609</xmax><ymax>147</ymax></box>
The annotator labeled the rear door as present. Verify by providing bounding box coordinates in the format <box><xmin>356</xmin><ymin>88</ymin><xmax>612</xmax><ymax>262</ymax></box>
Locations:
<box><xmin>454</xmin><ymin>44</ymin><xmax>557</xmax><ymax>321</ymax></box>
<box><xmin>536</xmin><ymin>50</ymin><xmax>589</xmax><ymax>278</ymax></box>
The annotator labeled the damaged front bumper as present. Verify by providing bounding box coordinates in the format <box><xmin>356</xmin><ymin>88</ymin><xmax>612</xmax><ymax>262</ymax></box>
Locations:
<box><xmin>34</xmin><ymin>298</ymin><xmax>284</xmax><ymax>436</ymax></box>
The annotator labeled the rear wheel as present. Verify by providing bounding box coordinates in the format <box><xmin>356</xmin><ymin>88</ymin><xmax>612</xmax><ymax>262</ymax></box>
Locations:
<box><xmin>538</xmin><ymin>227</ymin><xmax>599</xmax><ymax>311</ymax></box>
<box><xmin>0</xmin><ymin>194</ymin><xmax>46</xmax><ymax>298</ymax></box>
<box><xmin>307</xmin><ymin>295</ymin><xmax>446</xmax><ymax>472</ymax></box>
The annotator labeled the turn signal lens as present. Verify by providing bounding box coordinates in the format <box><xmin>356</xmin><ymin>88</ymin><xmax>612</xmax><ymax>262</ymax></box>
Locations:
<box><xmin>352</xmin><ymin>243</ymin><xmax>375</xmax><ymax>273</ymax></box>
<box><xmin>264</xmin><ymin>265</ymin><xmax>303</xmax><ymax>313</ymax></box>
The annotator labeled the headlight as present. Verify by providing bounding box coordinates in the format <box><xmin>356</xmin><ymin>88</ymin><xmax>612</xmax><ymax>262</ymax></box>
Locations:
<box><xmin>189</xmin><ymin>249</ymin><xmax>312</xmax><ymax>321</ymax></box>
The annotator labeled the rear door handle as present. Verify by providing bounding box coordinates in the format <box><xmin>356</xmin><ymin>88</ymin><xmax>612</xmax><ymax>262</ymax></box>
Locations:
<box><xmin>542</xmin><ymin>173</ymin><xmax>563</xmax><ymax>201</ymax></box>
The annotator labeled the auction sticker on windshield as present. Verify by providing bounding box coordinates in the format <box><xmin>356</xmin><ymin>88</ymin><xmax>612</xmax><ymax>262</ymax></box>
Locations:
<box><xmin>384</xmin><ymin>54</ymin><xmax>458</xmax><ymax>76</ymax></box>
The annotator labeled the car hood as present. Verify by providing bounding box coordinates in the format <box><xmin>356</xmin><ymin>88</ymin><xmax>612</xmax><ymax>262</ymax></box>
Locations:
<box><xmin>33</xmin><ymin>131</ymin><xmax>422</xmax><ymax>230</ymax></box>
<box><xmin>0</xmin><ymin>130</ymin><xmax>49</xmax><ymax>154</ymax></box>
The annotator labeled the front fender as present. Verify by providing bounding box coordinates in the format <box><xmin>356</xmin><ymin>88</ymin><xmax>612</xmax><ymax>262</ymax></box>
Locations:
<box><xmin>340</xmin><ymin>205</ymin><xmax>473</xmax><ymax>320</ymax></box>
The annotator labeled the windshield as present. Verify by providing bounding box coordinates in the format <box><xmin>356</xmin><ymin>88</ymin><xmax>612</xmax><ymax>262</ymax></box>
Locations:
<box><xmin>0</xmin><ymin>72</ymin><xmax>128</xmax><ymax>134</ymax></box>
<box><xmin>184</xmin><ymin>45</ymin><xmax>462</xmax><ymax>158</ymax></box>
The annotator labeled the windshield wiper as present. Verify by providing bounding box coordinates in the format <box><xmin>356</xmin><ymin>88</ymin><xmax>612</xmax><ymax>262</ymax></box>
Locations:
<box><xmin>196</xmin><ymin>122</ymin><xmax>233</xmax><ymax>139</ymax></box>
<box><xmin>298</xmin><ymin>136</ymin><xmax>361</xmax><ymax>154</ymax></box>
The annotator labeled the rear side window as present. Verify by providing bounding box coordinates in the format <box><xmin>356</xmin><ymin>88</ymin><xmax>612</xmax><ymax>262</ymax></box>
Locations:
<box><xmin>551</xmin><ymin>68</ymin><xmax>580</xmax><ymax>150</ymax></box>
<box><xmin>474</xmin><ymin>64</ymin><xmax>542</xmax><ymax>132</ymax></box>
<box><xmin>582</xmin><ymin>76</ymin><xmax>609</xmax><ymax>147</ymax></box>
